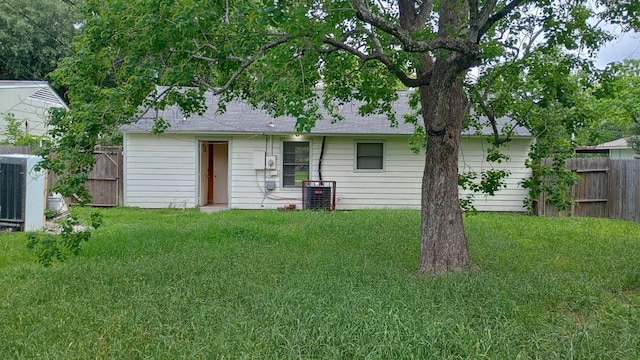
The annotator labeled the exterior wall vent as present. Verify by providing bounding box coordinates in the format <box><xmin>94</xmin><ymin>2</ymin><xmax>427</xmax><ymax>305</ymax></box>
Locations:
<box><xmin>302</xmin><ymin>180</ymin><xmax>336</xmax><ymax>210</ymax></box>
<box><xmin>0</xmin><ymin>155</ymin><xmax>46</xmax><ymax>231</ymax></box>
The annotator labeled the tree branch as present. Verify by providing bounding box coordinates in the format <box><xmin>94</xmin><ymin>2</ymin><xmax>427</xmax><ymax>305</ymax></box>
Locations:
<box><xmin>350</xmin><ymin>0</ymin><xmax>477</xmax><ymax>56</ymax></box>
<box><xmin>469</xmin><ymin>0</ymin><xmax>495</xmax><ymax>41</ymax></box>
<box><xmin>473</xmin><ymin>94</ymin><xmax>512</xmax><ymax>145</ymax></box>
<box><xmin>490</xmin><ymin>113</ymin><xmax>512</xmax><ymax>145</ymax></box>
<box><xmin>133</xmin><ymin>86</ymin><xmax>173</xmax><ymax>123</ymax></box>
<box><xmin>321</xmin><ymin>32</ymin><xmax>429</xmax><ymax>88</ymax></box>
<box><xmin>189</xmin><ymin>54</ymin><xmax>220</xmax><ymax>64</ymax></box>
<box><xmin>203</xmin><ymin>34</ymin><xmax>290</xmax><ymax>95</ymax></box>
<box><xmin>350</xmin><ymin>0</ymin><xmax>412</xmax><ymax>42</ymax></box>
<box><xmin>469</xmin><ymin>0</ymin><xmax>479</xmax><ymax>25</ymax></box>
<box><xmin>417</xmin><ymin>0</ymin><xmax>434</xmax><ymax>24</ymax></box>
<box><xmin>477</xmin><ymin>0</ymin><xmax>528</xmax><ymax>39</ymax></box>
<box><xmin>399</xmin><ymin>0</ymin><xmax>417</xmax><ymax>29</ymax></box>
<box><xmin>398</xmin><ymin>0</ymin><xmax>433</xmax><ymax>30</ymax></box>
<box><xmin>322</xmin><ymin>35</ymin><xmax>369</xmax><ymax>58</ymax></box>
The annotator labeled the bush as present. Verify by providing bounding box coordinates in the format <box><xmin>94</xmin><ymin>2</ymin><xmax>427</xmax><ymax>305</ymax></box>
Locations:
<box><xmin>26</xmin><ymin>212</ymin><xmax>102</xmax><ymax>266</ymax></box>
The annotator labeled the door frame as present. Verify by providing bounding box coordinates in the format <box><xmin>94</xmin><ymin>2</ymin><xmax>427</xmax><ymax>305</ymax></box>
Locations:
<box><xmin>197</xmin><ymin>139</ymin><xmax>230</xmax><ymax>207</ymax></box>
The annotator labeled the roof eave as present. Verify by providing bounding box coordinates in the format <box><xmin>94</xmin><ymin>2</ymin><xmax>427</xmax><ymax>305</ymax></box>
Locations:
<box><xmin>121</xmin><ymin>128</ymin><xmax>533</xmax><ymax>139</ymax></box>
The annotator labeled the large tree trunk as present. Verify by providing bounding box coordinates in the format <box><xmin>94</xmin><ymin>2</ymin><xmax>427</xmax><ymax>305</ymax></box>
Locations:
<box><xmin>418</xmin><ymin>62</ymin><xmax>475</xmax><ymax>274</ymax></box>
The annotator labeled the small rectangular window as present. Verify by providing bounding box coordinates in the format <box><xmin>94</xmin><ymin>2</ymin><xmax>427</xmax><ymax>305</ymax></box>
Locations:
<box><xmin>356</xmin><ymin>142</ymin><xmax>384</xmax><ymax>170</ymax></box>
<box><xmin>283</xmin><ymin>141</ymin><xmax>309</xmax><ymax>187</ymax></box>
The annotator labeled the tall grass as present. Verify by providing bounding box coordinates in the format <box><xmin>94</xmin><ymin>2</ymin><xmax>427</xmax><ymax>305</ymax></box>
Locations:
<box><xmin>0</xmin><ymin>208</ymin><xmax>638</xmax><ymax>359</ymax></box>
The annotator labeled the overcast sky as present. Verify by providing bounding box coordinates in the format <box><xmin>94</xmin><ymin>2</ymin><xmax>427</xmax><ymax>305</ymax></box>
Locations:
<box><xmin>596</xmin><ymin>31</ymin><xmax>640</xmax><ymax>68</ymax></box>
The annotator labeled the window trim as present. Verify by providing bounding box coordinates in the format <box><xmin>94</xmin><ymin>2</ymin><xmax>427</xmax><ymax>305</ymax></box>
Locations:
<box><xmin>354</xmin><ymin>140</ymin><xmax>385</xmax><ymax>172</ymax></box>
<box><xmin>282</xmin><ymin>140</ymin><xmax>311</xmax><ymax>188</ymax></box>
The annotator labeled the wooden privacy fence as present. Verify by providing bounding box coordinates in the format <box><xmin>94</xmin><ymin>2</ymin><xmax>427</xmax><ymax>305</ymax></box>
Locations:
<box><xmin>0</xmin><ymin>145</ymin><xmax>36</xmax><ymax>155</ymax></box>
<box><xmin>80</xmin><ymin>146</ymin><xmax>122</xmax><ymax>206</ymax></box>
<box><xmin>535</xmin><ymin>158</ymin><xmax>640</xmax><ymax>222</ymax></box>
<box><xmin>49</xmin><ymin>146</ymin><xmax>123</xmax><ymax>207</ymax></box>
<box><xmin>1</xmin><ymin>145</ymin><xmax>123</xmax><ymax>207</ymax></box>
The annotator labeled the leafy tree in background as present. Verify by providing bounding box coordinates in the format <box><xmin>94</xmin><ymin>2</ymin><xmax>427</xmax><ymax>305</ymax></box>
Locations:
<box><xmin>469</xmin><ymin>49</ymin><xmax>592</xmax><ymax>212</ymax></box>
<box><xmin>45</xmin><ymin>0</ymin><xmax>640</xmax><ymax>274</ymax></box>
<box><xmin>588</xmin><ymin>59</ymin><xmax>640</xmax><ymax>150</ymax></box>
<box><xmin>0</xmin><ymin>0</ymin><xmax>79</xmax><ymax>80</ymax></box>
<box><xmin>632</xmin><ymin>129</ymin><xmax>640</xmax><ymax>154</ymax></box>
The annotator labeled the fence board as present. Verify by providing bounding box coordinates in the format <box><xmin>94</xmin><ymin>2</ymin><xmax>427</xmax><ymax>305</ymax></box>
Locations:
<box><xmin>0</xmin><ymin>145</ymin><xmax>36</xmax><ymax>155</ymax></box>
<box><xmin>569</xmin><ymin>158</ymin><xmax>609</xmax><ymax>218</ymax></box>
<box><xmin>609</xmin><ymin>160</ymin><xmax>640</xmax><ymax>222</ymax></box>
<box><xmin>48</xmin><ymin>146</ymin><xmax>123</xmax><ymax>207</ymax></box>
<box><xmin>1</xmin><ymin>145</ymin><xmax>122</xmax><ymax>207</ymax></box>
<box><xmin>81</xmin><ymin>179</ymin><xmax>118</xmax><ymax>206</ymax></box>
<box><xmin>78</xmin><ymin>146</ymin><xmax>122</xmax><ymax>207</ymax></box>
<box><xmin>536</xmin><ymin>157</ymin><xmax>640</xmax><ymax>222</ymax></box>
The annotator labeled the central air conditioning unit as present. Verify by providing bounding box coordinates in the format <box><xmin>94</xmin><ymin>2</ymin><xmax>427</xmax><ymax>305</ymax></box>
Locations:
<box><xmin>302</xmin><ymin>180</ymin><xmax>336</xmax><ymax>210</ymax></box>
<box><xmin>0</xmin><ymin>154</ymin><xmax>46</xmax><ymax>231</ymax></box>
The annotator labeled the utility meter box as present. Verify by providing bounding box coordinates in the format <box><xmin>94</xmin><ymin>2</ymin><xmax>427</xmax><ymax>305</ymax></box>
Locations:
<box><xmin>265</xmin><ymin>155</ymin><xmax>277</xmax><ymax>170</ymax></box>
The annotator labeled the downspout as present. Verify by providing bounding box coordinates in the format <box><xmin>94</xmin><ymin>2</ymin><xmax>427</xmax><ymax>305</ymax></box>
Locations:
<box><xmin>318</xmin><ymin>136</ymin><xmax>326</xmax><ymax>181</ymax></box>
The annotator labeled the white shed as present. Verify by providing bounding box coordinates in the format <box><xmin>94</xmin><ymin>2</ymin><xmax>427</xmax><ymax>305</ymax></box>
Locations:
<box><xmin>595</xmin><ymin>138</ymin><xmax>638</xmax><ymax>159</ymax></box>
<box><xmin>121</xmin><ymin>91</ymin><xmax>533</xmax><ymax>212</ymax></box>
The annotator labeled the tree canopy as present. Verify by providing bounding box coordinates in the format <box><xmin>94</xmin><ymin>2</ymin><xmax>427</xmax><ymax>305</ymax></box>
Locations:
<box><xmin>587</xmin><ymin>59</ymin><xmax>640</xmax><ymax>147</ymax></box>
<box><xmin>46</xmin><ymin>0</ymin><xmax>640</xmax><ymax>273</ymax></box>
<box><xmin>0</xmin><ymin>0</ymin><xmax>79</xmax><ymax>80</ymax></box>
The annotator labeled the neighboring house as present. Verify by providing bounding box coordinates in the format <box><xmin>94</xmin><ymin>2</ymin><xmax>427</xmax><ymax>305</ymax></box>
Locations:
<box><xmin>120</xmin><ymin>91</ymin><xmax>533</xmax><ymax>211</ymax></box>
<box><xmin>576</xmin><ymin>138</ymin><xmax>639</xmax><ymax>159</ymax></box>
<box><xmin>0</xmin><ymin>81</ymin><xmax>68</xmax><ymax>141</ymax></box>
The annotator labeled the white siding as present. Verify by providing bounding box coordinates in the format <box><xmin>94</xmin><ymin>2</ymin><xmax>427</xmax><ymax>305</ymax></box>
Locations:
<box><xmin>229</xmin><ymin>136</ymin><xmax>285</xmax><ymax>209</ymax></box>
<box><xmin>124</xmin><ymin>133</ymin><xmax>198</xmax><ymax>208</ymax></box>
<box><xmin>305</xmin><ymin>136</ymin><xmax>531</xmax><ymax>211</ymax></box>
<box><xmin>458</xmin><ymin>137</ymin><xmax>531</xmax><ymax>212</ymax></box>
<box><xmin>230</xmin><ymin>135</ymin><xmax>315</xmax><ymax>209</ymax></box>
<box><xmin>610</xmin><ymin>148</ymin><xmax>637</xmax><ymax>159</ymax></box>
<box><xmin>124</xmin><ymin>132</ymin><xmax>533</xmax><ymax>211</ymax></box>
<box><xmin>0</xmin><ymin>87</ymin><xmax>64</xmax><ymax>140</ymax></box>
<box><xmin>318</xmin><ymin>137</ymin><xmax>423</xmax><ymax>209</ymax></box>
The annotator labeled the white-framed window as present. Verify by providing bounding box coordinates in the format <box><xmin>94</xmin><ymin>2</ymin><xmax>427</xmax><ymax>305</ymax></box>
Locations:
<box><xmin>283</xmin><ymin>141</ymin><xmax>310</xmax><ymax>187</ymax></box>
<box><xmin>355</xmin><ymin>141</ymin><xmax>385</xmax><ymax>170</ymax></box>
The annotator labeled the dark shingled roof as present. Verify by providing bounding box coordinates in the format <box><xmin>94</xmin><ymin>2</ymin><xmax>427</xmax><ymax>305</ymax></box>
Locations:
<box><xmin>121</xmin><ymin>90</ymin><xmax>531</xmax><ymax>137</ymax></box>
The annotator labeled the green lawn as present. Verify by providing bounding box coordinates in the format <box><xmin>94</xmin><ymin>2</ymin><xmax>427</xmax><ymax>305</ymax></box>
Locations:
<box><xmin>1</xmin><ymin>208</ymin><xmax>639</xmax><ymax>359</ymax></box>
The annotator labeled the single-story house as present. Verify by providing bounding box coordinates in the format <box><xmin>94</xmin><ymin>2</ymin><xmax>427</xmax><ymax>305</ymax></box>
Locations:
<box><xmin>576</xmin><ymin>137</ymin><xmax>639</xmax><ymax>159</ymax></box>
<box><xmin>120</xmin><ymin>91</ymin><xmax>533</xmax><ymax>211</ymax></box>
<box><xmin>0</xmin><ymin>81</ymin><xmax>68</xmax><ymax>141</ymax></box>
